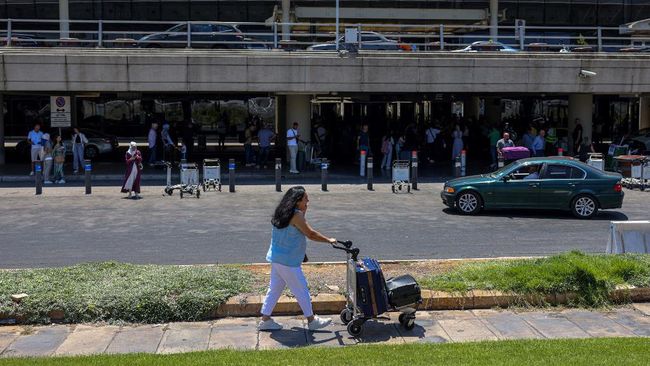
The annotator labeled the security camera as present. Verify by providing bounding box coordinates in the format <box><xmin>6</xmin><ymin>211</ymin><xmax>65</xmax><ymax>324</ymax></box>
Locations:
<box><xmin>578</xmin><ymin>69</ymin><xmax>597</xmax><ymax>78</ymax></box>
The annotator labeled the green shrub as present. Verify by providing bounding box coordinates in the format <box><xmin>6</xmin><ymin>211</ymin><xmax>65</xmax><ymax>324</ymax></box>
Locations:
<box><xmin>0</xmin><ymin>262</ymin><xmax>252</xmax><ymax>324</ymax></box>
<box><xmin>420</xmin><ymin>252</ymin><xmax>650</xmax><ymax>307</ymax></box>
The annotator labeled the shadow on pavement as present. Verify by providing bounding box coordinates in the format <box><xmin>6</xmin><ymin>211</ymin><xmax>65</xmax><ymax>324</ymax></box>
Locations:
<box><xmin>442</xmin><ymin>207</ymin><xmax>629</xmax><ymax>221</ymax></box>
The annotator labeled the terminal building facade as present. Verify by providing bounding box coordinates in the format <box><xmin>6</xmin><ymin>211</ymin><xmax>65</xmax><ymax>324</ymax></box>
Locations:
<box><xmin>1</xmin><ymin>0</ymin><xmax>650</xmax><ymax>165</ymax></box>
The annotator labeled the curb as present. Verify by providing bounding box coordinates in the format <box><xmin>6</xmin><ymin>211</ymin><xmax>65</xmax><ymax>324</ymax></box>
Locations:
<box><xmin>212</xmin><ymin>286</ymin><xmax>650</xmax><ymax>318</ymax></box>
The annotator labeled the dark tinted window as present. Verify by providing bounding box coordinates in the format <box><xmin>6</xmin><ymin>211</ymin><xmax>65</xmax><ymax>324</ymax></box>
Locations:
<box><xmin>542</xmin><ymin>164</ymin><xmax>585</xmax><ymax>179</ymax></box>
<box><xmin>191</xmin><ymin>24</ymin><xmax>212</xmax><ymax>33</ymax></box>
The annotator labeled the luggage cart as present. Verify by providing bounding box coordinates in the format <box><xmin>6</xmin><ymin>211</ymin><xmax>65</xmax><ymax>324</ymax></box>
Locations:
<box><xmin>331</xmin><ymin>240</ymin><xmax>420</xmax><ymax>337</ymax></box>
<box><xmin>392</xmin><ymin>160</ymin><xmax>411</xmax><ymax>193</ymax></box>
<box><xmin>587</xmin><ymin>153</ymin><xmax>604</xmax><ymax>171</ymax></box>
<box><xmin>202</xmin><ymin>158</ymin><xmax>221</xmax><ymax>192</ymax></box>
<box><xmin>179</xmin><ymin>162</ymin><xmax>201</xmax><ymax>198</ymax></box>
<box><xmin>627</xmin><ymin>156</ymin><xmax>650</xmax><ymax>191</ymax></box>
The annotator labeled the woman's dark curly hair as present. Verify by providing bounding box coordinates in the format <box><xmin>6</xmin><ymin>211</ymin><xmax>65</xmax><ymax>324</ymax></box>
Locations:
<box><xmin>272</xmin><ymin>186</ymin><xmax>306</xmax><ymax>228</ymax></box>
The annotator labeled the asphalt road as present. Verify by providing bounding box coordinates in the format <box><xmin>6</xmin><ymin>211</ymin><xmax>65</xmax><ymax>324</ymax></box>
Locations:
<box><xmin>0</xmin><ymin>184</ymin><xmax>647</xmax><ymax>268</ymax></box>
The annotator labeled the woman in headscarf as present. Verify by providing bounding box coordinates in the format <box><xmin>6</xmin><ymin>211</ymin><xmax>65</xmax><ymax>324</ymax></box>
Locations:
<box><xmin>121</xmin><ymin>141</ymin><xmax>143</xmax><ymax>199</ymax></box>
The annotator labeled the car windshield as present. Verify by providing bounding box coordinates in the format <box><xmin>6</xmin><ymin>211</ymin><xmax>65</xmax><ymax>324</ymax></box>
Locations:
<box><xmin>489</xmin><ymin>161</ymin><xmax>520</xmax><ymax>178</ymax></box>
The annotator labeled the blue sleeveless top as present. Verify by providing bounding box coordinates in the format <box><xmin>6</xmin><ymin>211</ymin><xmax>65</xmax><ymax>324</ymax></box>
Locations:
<box><xmin>266</xmin><ymin>214</ymin><xmax>307</xmax><ymax>267</ymax></box>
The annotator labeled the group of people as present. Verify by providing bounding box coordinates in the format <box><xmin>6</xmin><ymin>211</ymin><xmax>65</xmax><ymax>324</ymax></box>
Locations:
<box><xmin>244</xmin><ymin>122</ymin><xmax>277</xmax><ymax>169</ymax></box>
<box><xmin>27</xmin><ymin>123</ymin><xmax>89</xmax><ymax>184</ymax></box>
<box><xmin>146</xmin><ymin>121</ymin><xmax>190</xmax><ymax>166</ymax></box>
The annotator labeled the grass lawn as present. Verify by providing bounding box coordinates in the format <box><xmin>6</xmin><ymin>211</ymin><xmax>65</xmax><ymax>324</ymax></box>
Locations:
<box><xmin>420</xmin><ymin>251</ymin><xmax>650</xmax><ymax>306</ymax></box>
<box><xmin>1</xmin><ymin>338</ymin><xmax>649</xmax><ymax>366</ymax></box>
<box><xmin>0</xmin><ymin>262</ymin><xmax>251</xmax><ymax>324</ymax></box>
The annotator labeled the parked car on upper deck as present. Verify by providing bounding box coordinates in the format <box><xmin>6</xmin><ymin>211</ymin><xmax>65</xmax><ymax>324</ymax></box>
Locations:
<box><xmin>137</xmin><ymin>23</ymin><xmax>266</xmax><ymax>49</ymax></box>
<box><xmin>440</xmin><ymin>157</ymin><xmax>624</xmax><ymax>219</ymax></box>
<box><xmin>307</xmin><ymin>31</ymin><xmax>414</xmax><ymax>51</ymax></box>
<box><xmin>452</xmin><ymin>41</ymin><xmax>519</xmax><ymax>53</ymax></box>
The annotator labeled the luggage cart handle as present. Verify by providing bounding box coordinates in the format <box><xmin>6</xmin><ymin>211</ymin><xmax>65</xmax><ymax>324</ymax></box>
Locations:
<box><xmin>331</xmin><ymin>240</ymin><xmax>359</xmax><ymax>261</ymax></box>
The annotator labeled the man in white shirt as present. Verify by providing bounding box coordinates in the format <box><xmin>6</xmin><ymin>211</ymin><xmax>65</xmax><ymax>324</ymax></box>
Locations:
<box><xmin>286</xmin><ymin>122</ymin><xmax>300</xmax><ymax>174</ymax></box>
<box><xmin>147</xmin><ymin>123</ymin><xmax>158</xmax><ymax>166</ymax></box>
<box><xmin>27</xmin><ymin>123</ymin><xmax>44</xmax><ymax>175</ymax></box>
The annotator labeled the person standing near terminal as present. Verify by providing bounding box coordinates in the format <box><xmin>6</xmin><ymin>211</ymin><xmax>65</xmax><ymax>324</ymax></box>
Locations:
<box><xmin>41</xmin><ymin>133</ymin><xmax>53</xmax><ymax>184</ymax></box>
<box><xmin>121</xmin><ymin>142</ymin><xmax>143</xmax><ymax>199</ymax></box>
<box><xmin>257</xmin><ymin>124</ymin><xmax>275</xmax><ymax>169</ymax></box>
<box><xmin>287</xmin><ymin>122</ymin><xmax>300</xmax><ymax>174</ymax></box>
<box><xmin>380</xmin><ymin>132</ymin><xmax>394</xmax><ymax>170</ymax></box>
<box><xmin>496</xmin><ymin>132</ymin><xmax>515</xmax><ymax>157</ymax></box>
<box><xmin>27</xmin><ymin>123</ymin><xmax>43</xmax><ymax>176</ymax></box>
<box><xmin>71</xmin><ymin>127</ymin><xmax>88</xmax><ymax>174</ymax></box>
<box><xmin>424</xmin><ymin>124</ymin><xmax>440</xmax><ymax>164</ymax></box>
<box><xmin>451</xmin><ymin>124</ymin><xmax>464</xmax><ymax>160</ymax></box>
<box><xmin>147</xmin><ymin>123</ymin><xmax>158</xmax><ymax>166</ymax></box>
<box><xmin>532</xmin><ymin>129</ymin><xmax>546</xmax><ymax>157</ymax></box>
<box><xmin>357</xmin><ymin>124</ymin><xmax>371</xmax><ymax>158</ymax></box>
<box><xmin>52</xmin><ymin>135</ymin><xmax>66</xmax><ymax>184</ymax></box>
<box><xmin>572</xmin><ymin>119</ymin><xmax>583</xmax><ymax>153</ymax></box>
<box><xmin>258</xmin><ymin>186</ymin><xmax>334</xmax><ymax>331</ymax></box>
<box><xmin>487</xmin><ymin>125</ymin><xmax>500</xmax><ymax>168</ymax></box>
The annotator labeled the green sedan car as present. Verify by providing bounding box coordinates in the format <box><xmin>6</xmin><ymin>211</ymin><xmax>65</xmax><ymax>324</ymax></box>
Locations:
<box><xmin>440</xmin><ymin>157</ymin><xmax>624</xmax><ymax>219</ymax></box>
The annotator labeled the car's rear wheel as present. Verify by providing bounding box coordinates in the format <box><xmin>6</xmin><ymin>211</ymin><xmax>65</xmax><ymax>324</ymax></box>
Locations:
<box><xmin>455</xmin><ymin>190</ymin><xmax>482</xmax><ymax>215</ymax></box>
<box><xmin>571</xmin><ymin>194</ymin><xmax>598</xmax><ymax>219</ymax></box>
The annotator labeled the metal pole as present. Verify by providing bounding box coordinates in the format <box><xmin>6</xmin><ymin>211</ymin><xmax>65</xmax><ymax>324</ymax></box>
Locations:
<box><xmin>597</xmin><ymin>27</ymin><xmax>603</xmax><ymax>52</ymax></box>
<box><xmin>228</xmin><ymin>158</ymin><xmax>235</xmax><ymax>193</ymax></box>
<box><xmin>97</xmin><ymin>20</ymin><xmax>103</xmax><ymax>47</ymax></box>
<box><xmin>519</xmin><ymin>23</ymin><xmax>525</xmax><ymax>51</ymax></box>
<box><xmin>35</xmin><ymin>160</ymin><xmax>43</xmax><ymax>195</ymax></box>
<box><xmin>359</xmin><ymin>150</ymin><xmax>366</xmax><ymax>177</ymax></box>
<box><xmin>59</xmin><ymin>0</ymin><xmax>70</xmax><ymax>39</ymax></box>
<box><xmin>186</xmin><ymin>20</ymin><xmax>191</xmax><ymax>48</ymax></box>
<box><xmin>84</xmin><ymin>159</ymin><xmax>92</xmax><ymax>194</ymax></box>
<box><xmin>0</xmin><ymin>93</ymin><xmax>4</xmax><ymax>165</ymax></box>
<box><xmin>357</xmin><ymin>24</ymin><xmax>362</xmax><ymax>50</ymax></box>
<box><xmin>6</xmin><ymin>19</ymin><xmax>12</xmax><ymax>47</ymax></box>
<box><xmin>411</xmin><ymin>151</ymin><xmax>418</xmax><ymax>190</ymax></box>
<box><xmin>273</xmin><ymin>22</ymin><xmax>278</xmax><ymax>49</ymax></box>
<box><xmin>489</xmin><ymin>0</ymin><xmax>499</xmax><ymax>41</ymax></box>
<box><xmin>281</xmin><ymin>0</ymin><xmax>290</xmax><ymax>41</ymax></box>
<box><xmin>454</xmin><ymin>155</ymin><xmax>461</xmax><ymax>177</ymax></box>
<box><xmin>335</xmin><ymin>0</ymin><xmax>340</xmax><ymax>51</ymax></box>
<box><xmin>275</xmin><ymin>158</ymin><xmax>282</xmax><ymax>192</ymax></box>
<box><xmin>367</xmin><ymin>156</ymin><xmax>373</xmax><ymax>191</ymax></box>
<box><xmin>321</xmin><ymin>159</ymin><xmax>328</xmax><ymax>192</ymax></box>
<box><xmin>439</xmin><ymin>24</ymin><xmax>444</xmax><ymax>51</ymax></box>
<box><xmin>166</xmin><ymin>162</ymin><xmax>172</xmax><ymax>187</ymax></box>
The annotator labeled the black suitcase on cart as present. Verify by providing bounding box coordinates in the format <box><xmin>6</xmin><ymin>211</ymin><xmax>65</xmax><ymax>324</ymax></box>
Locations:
<box><xmin>385</xmin><ymin>274</ymin><xmax>422</xmax><ymax>308</ymax></box>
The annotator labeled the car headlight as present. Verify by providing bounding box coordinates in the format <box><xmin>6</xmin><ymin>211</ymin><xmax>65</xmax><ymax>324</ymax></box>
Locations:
<box><xmin>445</xmin><ymin>187</ymin><xmax>455</xmax><ymax>193</ymax></box>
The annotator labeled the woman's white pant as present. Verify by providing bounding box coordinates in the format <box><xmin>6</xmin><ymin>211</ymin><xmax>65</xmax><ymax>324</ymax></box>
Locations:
<box><xmin>261</xmin><ymin>263</ymin><xmax>313</xmax><ymax>318</ymax></box>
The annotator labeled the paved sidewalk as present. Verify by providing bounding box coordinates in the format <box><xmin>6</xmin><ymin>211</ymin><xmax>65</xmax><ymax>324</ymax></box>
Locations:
<box><xmin>2</xmin><ymin>305</ymin><xmax>650</xmax><ymax>358</ymax></box>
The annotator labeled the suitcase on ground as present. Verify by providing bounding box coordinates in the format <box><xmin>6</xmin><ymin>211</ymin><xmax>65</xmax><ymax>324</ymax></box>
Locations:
<box><xmin>502</xmin><ymin>146</ymin><xmax>530</xmax><ymax>161</ymax></box>
<box><xmin>355</xmin><ymin>257</ymin><xmax>389</xmax><ymax>317</ymax></box>
<box><xmin>385</xmin><ymin>274</ymin><xmax>422</xmax><ymax>308</ymax></box>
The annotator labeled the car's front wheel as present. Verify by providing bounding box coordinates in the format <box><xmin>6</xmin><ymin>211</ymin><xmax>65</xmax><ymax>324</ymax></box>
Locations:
<box><xmin>455</xmin><ymin>190</ymin><xmax>482</xmax><ymax>215</ymax></box>
<box><xmin>571</xmin><ymin>194</ymin><xmax>598</xmax><ymax>219</ymax></box>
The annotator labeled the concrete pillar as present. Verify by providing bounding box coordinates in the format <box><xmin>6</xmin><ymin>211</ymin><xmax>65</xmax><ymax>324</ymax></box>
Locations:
<box><xmin>281</xmin><ymin>0</ymin><xmax>290</xmax><ymax>41</ymax></box>
<box><xmin>490</xmin><ymin>0</ymin><xmax>498</xmax><ymax>41</ymax></box>
<box><xmin>285</xmin><ymin>94</ymin><xmax>311</xmax><ymax>147</ymax></box>
<box><xmin>568</xmin><ymin>94</ymin><xmax>593</xmax><ymax>153</ymax></box>
<box><xmin>0</xmin><ymin>93</ymin><xmax>4</xmax><ymax>165</ymax></box>
<box><xmin>464</xmin><ymin>96</ymin><xmax>481</xmax><ymax>121</ymax></box>
<box><xmin>639</xmin><ymin>96</ymin><xmax>650</xmax><ymax>131</ymax></box>
<box><xmin>59</xmin><ymin>0</ymin><xmax>70</xmax><ymax>38</ymax></box>
<box><xmin>484</xmin><ymin>97</ymin><xmax>501</xmax><ymax>127</ymax></box>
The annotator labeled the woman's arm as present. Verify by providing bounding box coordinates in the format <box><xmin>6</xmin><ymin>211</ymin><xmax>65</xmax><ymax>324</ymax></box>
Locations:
<box><xmin>291</xmin><ymin>212</ymin><xmax>335</xmax><ymax>244</ymax></box>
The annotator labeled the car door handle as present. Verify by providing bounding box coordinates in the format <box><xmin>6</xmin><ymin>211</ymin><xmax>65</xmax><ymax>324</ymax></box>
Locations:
<box><xmin>568</xmin><ymin>183</ymin><xmax>576</xmax><ymax>187</ymax></box>
<box><xmin>528</xmin><ymin>183</ymin><xmax>539</xmax><ymax>188</ymax></box>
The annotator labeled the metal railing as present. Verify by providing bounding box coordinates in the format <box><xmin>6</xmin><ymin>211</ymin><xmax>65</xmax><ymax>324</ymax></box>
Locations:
<box><xmin>1</xmin><ymin>18</ymin><xmax>649</xmax><ymax>53</ymax></box>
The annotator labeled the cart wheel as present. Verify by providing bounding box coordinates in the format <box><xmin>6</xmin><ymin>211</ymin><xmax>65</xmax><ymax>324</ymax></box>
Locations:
<box><xmin>398</xmin><ymin>313</ymin><xmax>406</xmax><ymax>324</ymax></box>
<box><xmin>196</xmin><ymin>190</ymin><xmax>201</xmax><ymax>199</ymax></box>
<box><xmin>218</xmin><ymin>184</ymin><xmax>222</xmax><ymax>192</ymax></box>
<box><xmin>165</xmin><ymin>188</ymin><xmax>173</xmax><ymax>196</ymax></box>
<box><xmin>392</xmin><ymin>186</ymin><xmax>396</xmax><ymax>193</ymax></box>
<box><xmin>399</xmin><ymin>313</ymin><xmax>415</xmax><ymax>330</ymax></box>
<box><xmin>407</xmin><ymin>186</ymin><xmax>411</xmax><ymax>193</ymax></box>
<box><xmin>347</xmin><ymin>319</ymin><xmax>364</xmax><ymax>337</ymax></box>
<box><xmin>340</xmin><ymin>308</ymin><xmax>353</xmax><ymax>325</ymax></box>
<box><xmin>179</xmin><ymin>191</ymin><xmax>184</xmax><ymax>199</ymax></box>
<box><xmin>202</xmin><ymin>183</ymin><xmax>206</xmax><ymax>192</ymax></box>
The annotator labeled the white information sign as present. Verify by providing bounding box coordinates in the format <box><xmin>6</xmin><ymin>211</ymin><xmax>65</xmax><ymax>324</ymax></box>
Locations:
<box><xmin>50</xmin><ymin>96</ymin><xmax>71</xmax><ymax>128</ymax></box>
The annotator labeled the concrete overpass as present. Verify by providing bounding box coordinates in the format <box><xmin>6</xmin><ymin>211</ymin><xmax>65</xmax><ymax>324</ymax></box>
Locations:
<box><xmin>1</xmin><ymin>48</ymin><xmax>650</xmax><ymax>164</ymax></box>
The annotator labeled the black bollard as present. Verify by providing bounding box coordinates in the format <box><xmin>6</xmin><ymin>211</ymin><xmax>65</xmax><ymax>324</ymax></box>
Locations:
<box><xmin>275</xmin><ymin>158</ymin><xmax>282</xmax><ymax>192</ymax></box>
<box><xmin>367</xmin><ymin>156</ymin><xmax>374</xmax><ymax>191</ymax></box>
<box><xmin>461</xmin><ymin>150</ymin><xmax>467</xmax><ymax>177</ymax></box>
<box><xmin>454</xmin><ymin>155</ymin><xmax>461</xmax><ymax>177</ymax></box>
<box><xmin>34</xmin><ymin>160</ymin><xmax>43</xmax><ymax>195</ymax></box>
<box><xmin>321</xmin><ymin>159</ymin><xmax>328</xmax><ymax>192</ymax></box>
<box><xmin>228</xmin><ymin>158</ymin><xmax>235</xmax><ymax>193</ymax></box>
<box><xmin>84</xmin><ymin>159</ymin><xmax>92</xmax><ymax>195</ymax></box>
<box><xmin>411</xmin><ymin>151</ymin><xmax>418</xmax><ymax>191</ymax></box>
